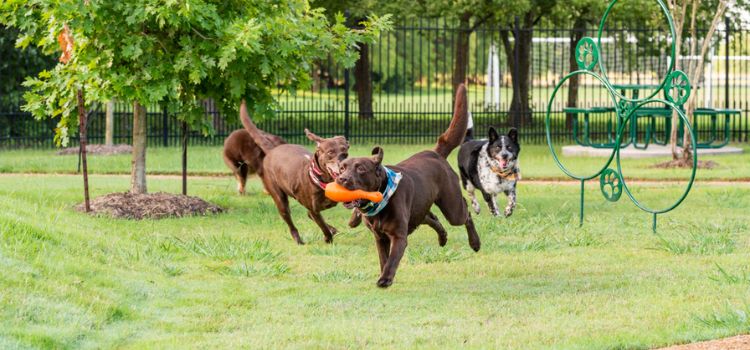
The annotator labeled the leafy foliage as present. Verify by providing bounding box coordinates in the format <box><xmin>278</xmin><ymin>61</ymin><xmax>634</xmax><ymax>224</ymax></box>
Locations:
<box><xmin>0</xmin><ymin>0</ymin><xmax>391</xmax><ymax>145</ymax></box>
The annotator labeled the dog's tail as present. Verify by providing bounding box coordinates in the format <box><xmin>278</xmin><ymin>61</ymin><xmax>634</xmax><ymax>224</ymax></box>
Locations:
<box><xmin>434</xmin><ymin>84</ymin><xmax>469</xmax><ymax>158</ymax></box>
<box><xmin>239</xmin><ymin>99</ymin><xmax>278</xmax><ymax>154</ymax></box>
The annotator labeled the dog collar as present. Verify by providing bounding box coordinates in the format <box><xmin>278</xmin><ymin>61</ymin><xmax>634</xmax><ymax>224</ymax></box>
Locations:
<box><xmin>359</xmin><ymin>166</ymin><xmax>402</xmax><ymax>217</ymax></box>
<box><xmin>306</xmin><ymin>155</ymin><xmax>328</xmax><ymax>190</ymax></box>
<box><xmin>490</xmin><ymin>165</ymin><xmax>520</xmax><ymax>181</ymax></box>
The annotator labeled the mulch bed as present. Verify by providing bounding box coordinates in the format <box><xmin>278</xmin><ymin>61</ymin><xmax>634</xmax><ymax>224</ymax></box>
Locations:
<box><xmin>57</xmin><ymin>144</ymin><xmax>132</xmax><ymax>156</ymax></box>
<box><xmin>658</xmin><ymin>335</ymin><xmax>750</xmax><ymax>350</ymax></box>
<box><xmin>652</xmin><ymin>160</ymin><xmax>718</xmax><ymax>170</ymax></box>
<box><xmin>77</xmin><ymin>192</ymin><xmax>222</xmax><ymax>219</ymax></box>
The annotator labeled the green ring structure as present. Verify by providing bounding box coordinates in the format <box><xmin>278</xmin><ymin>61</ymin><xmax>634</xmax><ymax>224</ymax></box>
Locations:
<box><xmin>545</xmin><ymin>0</ymin><xmax>697</xmax><ymax>232</ymax></box>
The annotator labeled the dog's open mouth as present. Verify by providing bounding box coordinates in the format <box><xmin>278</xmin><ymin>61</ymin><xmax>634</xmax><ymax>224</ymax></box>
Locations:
<box><xmin>326</xmin><ymin>163</ymin><xmax>340</xmax><ymax>178</ymax></box>
<box><xmin>343</xmin><ymin>199</ymin><xmax>368</xmax><ymax>209</ymax></box>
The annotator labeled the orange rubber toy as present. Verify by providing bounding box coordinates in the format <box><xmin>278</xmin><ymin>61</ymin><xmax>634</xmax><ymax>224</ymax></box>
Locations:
<box><xmin>324</xmin><ymin>182</ymin><xmax>383</xmax><ymax>203</ymax></box>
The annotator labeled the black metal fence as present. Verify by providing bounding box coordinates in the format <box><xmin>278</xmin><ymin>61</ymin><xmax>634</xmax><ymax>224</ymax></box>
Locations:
<box><xmin>1</xmin><ymin>19</ymin><xmax>749</xmax><ymax>148</ymax></box>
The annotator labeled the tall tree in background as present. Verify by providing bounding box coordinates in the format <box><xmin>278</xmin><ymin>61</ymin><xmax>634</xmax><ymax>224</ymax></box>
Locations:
<box><xmin>311</xmin><ymin>0</ymin><xmax>381</xmax><ymax>119</ymax></box>
<box><xmin>666</xmin><ymin>0</ymin><xmax>730</xmax><ymax>165</ymax></box>
<box><xmin>2</xmin><ymin>0</ymin><xmax>389</xmax><ymax>196</ymax></box>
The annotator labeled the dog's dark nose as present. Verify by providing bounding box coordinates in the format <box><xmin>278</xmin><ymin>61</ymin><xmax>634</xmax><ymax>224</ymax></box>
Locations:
<box><xmin>339</xmin><ymin>153</ymin><xmax>348</xmax><ymax>161</ymax></box>
<box><xmin>336</xmin><ymin>175</ymin><xmax>350</xmax><ymax>186</ymax></box>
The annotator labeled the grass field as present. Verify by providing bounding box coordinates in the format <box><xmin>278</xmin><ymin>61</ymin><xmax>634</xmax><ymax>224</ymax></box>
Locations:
<box><xmin>1</xmin><ymin>144</ymin><xmax>749</xmax><ymax>348</ymax></box>
<box><xmin>1</xmin><ymin>143</ymin><xmax>748</xmax><ymax>181</ymax></box>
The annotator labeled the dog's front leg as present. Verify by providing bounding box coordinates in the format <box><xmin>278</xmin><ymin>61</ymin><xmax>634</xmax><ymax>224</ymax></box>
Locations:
<box><xmin>465</xmin><ymin>183</ymin><xmax>481</xmax><ymax>214</ymax></box>
<box><xmin>504</xmin><ymin>189</ymin><xmax>516</xmax><ymax>217</ymax></box>
<box><xmin>308</xmin><ymin>210</ymin><xmax>337</xmax><ymax>243</ymax></box>
<box><xmin>483</xmin><ymin>192</ymin><xmax>500</xmax><ymax>216</ymax></box>
<box><xmin>377</xmin><ymin>232</ymin><xmax>407</xmax><ymax>288</ymax></box>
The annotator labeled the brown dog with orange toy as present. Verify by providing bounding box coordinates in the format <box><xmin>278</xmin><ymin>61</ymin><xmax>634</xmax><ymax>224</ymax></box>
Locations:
<box><xmin>333</xmin><ymin>84</ymin><xmax>481</xmax><ymax>288</ymax></box>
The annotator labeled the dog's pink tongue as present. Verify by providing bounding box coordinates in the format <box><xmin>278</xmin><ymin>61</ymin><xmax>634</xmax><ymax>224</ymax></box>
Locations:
<box><xmin>500</xmin><ymin>159</ymin><xmax>508</xmax><ymax>168</ymax></box>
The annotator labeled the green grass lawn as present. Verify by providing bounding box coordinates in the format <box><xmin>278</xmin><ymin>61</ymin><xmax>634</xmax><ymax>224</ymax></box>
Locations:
<box><xmin>1</xmin><ymin>169</ymin><xmax>749</xmax><ymax>348</ymax></box>
<box><xmin>1</xmin><ymin>143</ymin><xmax>748</xmax><ymax>181</ymax></box>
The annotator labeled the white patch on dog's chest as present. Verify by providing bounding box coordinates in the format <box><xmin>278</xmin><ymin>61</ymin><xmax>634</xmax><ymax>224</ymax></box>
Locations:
<box><xmin>476</xmin><ymin>144</ymin><xmax>516</xmax><ymax>194</ymax></box>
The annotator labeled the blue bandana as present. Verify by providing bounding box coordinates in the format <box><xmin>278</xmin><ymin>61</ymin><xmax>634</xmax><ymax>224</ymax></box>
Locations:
<box><xmin>359</xmin><ymin>166</ymin><xmax>402</xmax><ymax>217</ymax></box>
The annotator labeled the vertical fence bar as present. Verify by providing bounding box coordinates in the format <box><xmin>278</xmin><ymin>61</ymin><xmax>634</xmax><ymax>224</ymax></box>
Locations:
<box><xmin>344</xmin><ymin>67</ymin><xmax>351</xmax><ymax>140</ymax></box>
<box><xmin>162</xmin><ymin>105</ymin><xmax>168</xmax><ymax>147</ymax></box>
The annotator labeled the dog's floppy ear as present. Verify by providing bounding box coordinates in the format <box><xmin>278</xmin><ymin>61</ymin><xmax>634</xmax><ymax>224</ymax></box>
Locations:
<box><xmin>371</xmin><ymin>147</ymin><xmax>384</xmax><ymax>165</ymax></box>
<box><xmin>488</xmin><ymin>127</ymin><xmax>499</xmax><ymax>143</ymax></box>
<box><xmin>305</xmin><ymin>128</ymin><xmax>324</xmax><ymax>145</ymax></box>
<box><xmin>507</xmin><ymin>128</ymin><xmax>518</xmax><ymax>143</ymax></box>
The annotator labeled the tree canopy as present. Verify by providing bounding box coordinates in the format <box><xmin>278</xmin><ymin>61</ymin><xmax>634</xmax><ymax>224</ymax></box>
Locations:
<box><xmin>0</xmin><ymin>0</ymin><xmax>391</xmax><ymax>145</ymax></box>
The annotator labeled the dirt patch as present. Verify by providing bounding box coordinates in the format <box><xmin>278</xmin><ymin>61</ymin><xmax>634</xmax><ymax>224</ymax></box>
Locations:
<box><xmin>57</xmin><ymin>144</ymin><xmax>132</xmax><ymax>156</ymax></box>
<box><xmin>77</xmin><ymin>192</ymin><xmax>222</xmax><ymax>219</ymax></box>
<box><xmin>657</xmin><ymin>335</ymin><xmax>750</xmax><ymax>350</ymax></box>
<box><xmin>652</xmin><ymin>159</ymin><xmax>718</xmax><ymax>170</ymax></box>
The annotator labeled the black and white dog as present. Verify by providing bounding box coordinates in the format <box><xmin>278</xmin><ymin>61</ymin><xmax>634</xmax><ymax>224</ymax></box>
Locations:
<box><xmin>457</xmin><ymin>127</ymin><xmax>521</xmax><ymax>217</ymax></box>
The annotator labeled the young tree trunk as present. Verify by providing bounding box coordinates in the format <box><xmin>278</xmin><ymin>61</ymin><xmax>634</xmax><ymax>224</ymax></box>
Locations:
<box><xmin>354</xmin><ymin>42</ymin><xmax>374</xmax><ymax>119</ymax></box>
<box><xmin>566</xmin><ymin>23</ymin><xmax>587</xmax><ymax>130</ymax></box>
<box><xmin>312</xmin><ymin>61</ymin><xmax>321</xmax><ymax>93</ymax></box>
<box><xmin>131</xmin><ymin>101</ymin><xmax>147</xmax><ymax>194</ymax></box>
<box><xmin>105</xmin><ymin>100</ymin><xmax>114</xmax><ymax>146</ymax></box>
<box><xmin>501</xmin><ymin>16</ymin><xmax>534</xmax><ymax>127</ymax></box>
<box><xmin>452</xmin><ymin>14</ymin><xmax>472</xmax><ymax>98</ymax></box>
<box><xmin>77</xmin><ymin>89</ymin><xmax>90</xmax><ymax>212</ymax></box>
<box><xmin>182</xmin><ymin>121</ymin><xmax>188</xmax><ymax>195</ymax></box>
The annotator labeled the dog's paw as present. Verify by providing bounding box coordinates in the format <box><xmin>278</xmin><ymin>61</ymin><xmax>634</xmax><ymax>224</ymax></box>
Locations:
<box><xmin>504</xmin><ymin>207</ymin><xmax>514</xmax><ymax>217</ymax></box>
<box><xmin>491</xmin><ymin>209</ymin><xmax>501</xmax><ymax>217</ymax></box>
<box><xmin>376</xmin><ymin>277</ymin><xmax>393</xmax><ymax>288</ymax></box>
<box><xmin>471</xmin><ymin>200</ymin><xmax>481</xmax><ymax>214</ymax></box>
<box><xmin>438</xmin><ymin>234</ymin><xmax>447</xmax><ymax>247</ymax></box>
<box><xmin>348</xmin><ymin>212</ymin><xmax>362</xmax><ymax>228</ymax></box>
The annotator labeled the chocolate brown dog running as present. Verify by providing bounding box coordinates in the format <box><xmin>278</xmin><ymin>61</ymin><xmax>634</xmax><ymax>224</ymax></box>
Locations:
<box><xmin>239</xmin><ymin>100</ymin><xmax>349</xmax><ymax>244</ymax></box>
<box><xmin>336</xmin><ymin>84</ymin><xmax>481</xmax><ymax>288</ymax></box>
<box><xmin>222</xmin><ymin>129</ymin><xmax>285</xmax><ymax>195</ymax></box>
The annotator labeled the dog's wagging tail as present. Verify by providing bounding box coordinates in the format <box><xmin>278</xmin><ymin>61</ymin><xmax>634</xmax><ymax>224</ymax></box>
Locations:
<box><xmin>239</xmin><ymin>99</ymin><xmax>277</xmax><ymax>154</ymax></box>
<box><xmin>434</xmin><ymin>84</ymin><xmax>469</xmax><ymax>158</ymax></box>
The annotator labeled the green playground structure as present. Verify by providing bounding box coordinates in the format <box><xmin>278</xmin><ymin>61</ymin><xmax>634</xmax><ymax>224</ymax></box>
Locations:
<box><xmin>545</xmin><ymin>0</ymin><xmax>700</xmax><ymax>232</ymax></box>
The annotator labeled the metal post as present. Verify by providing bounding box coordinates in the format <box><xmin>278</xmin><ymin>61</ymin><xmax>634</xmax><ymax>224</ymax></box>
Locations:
<box><xmin>162</xmin><ymin>106</ymin><xmax>169</xmax><ymax>147</ymax></box>
<box><xmin>344</xmin><ymin>68</ymin><xmax>351</xmax><ymax>140</ymax></box>
<box><xmin>182</xmin><ymin>121</ymin><xmax>188</xmax><ymax>195</ymax></box>
<box><xmin>725</xmin><ymin>17</ymin><xmax>730</xmax><ymax>111</ymax></box>
<box><xmin>513</xmin><ymin>16</ymin><xmax>521</xmax><ymax>129</ymax></box>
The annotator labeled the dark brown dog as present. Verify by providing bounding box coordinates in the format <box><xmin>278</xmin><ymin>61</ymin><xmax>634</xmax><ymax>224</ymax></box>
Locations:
<box><xmin>336</xmin><ymin>84</ymin><xmax>480</xmax><ymax>288</ymax></box>
<box><xmin>239</xmin><ymin>100</ymin><xmax>349</xmax><ymax>245</ymax></box>
<box><xmin>222</xmin><ymin>129</ymin><xmax>285</xmax><ymax>195</ymax></box>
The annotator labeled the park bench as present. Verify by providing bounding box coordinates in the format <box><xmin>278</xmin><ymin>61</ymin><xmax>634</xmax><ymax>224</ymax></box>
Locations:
<box><xmin>565</xmin><ymin>84</ymin><xmax>740</xmax><ymax>149</ymax></box>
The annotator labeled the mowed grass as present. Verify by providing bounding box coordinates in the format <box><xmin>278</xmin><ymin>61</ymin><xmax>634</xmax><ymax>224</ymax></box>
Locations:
<box><xmin>1</xmin><ymin>142</ymin><xmax>749</xmax><ymax>181</ymax></box>
<box><xmin>1</xmin><ymin>171</ymin><xmax>749</xmax><ymax>348</ymax></box>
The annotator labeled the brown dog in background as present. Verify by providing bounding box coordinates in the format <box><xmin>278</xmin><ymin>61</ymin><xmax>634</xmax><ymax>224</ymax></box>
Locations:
<box><xmin>223</xmin><ymin>129</ymin><xmax>285</xmax><ymax>195</ymax></box>
<box><xmin>239</xmin><ymin>100</ymin><xmax>349</xmax><ymax>245</ymax></box>
<box><xmin>335</xmin><ymin>84</ymin><xmax>480</xmax><ymax>288</ymax></box>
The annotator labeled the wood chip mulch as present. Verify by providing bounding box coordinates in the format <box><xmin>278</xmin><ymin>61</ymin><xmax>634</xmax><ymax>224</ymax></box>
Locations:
<box><xmin>657</xmin><ymin>335</ymin><xmax>750</xmax><ymax>350</ymax></box>
<box><xmin>77</xmin><ymin>192</ymin><xmax>222</xmax><ymax>219</ymax></box>
<box><xmin>57</xmin><ymin>144</ymin><xmax>133</xmax><ymax>155</ymax></box>
<box><xmin>652</xmin><ymin>159</ymin><xmax>718</xmax><ymax>169</ymax></box>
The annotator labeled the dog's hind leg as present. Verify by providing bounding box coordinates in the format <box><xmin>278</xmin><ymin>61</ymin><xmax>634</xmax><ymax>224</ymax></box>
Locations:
<box><xmin>264</xmin><ymin>180</ymin><xmax>303</xmax><ymax>244</ymax></box>
<box><xmin>483</xmin><ymin>192</ymin><xmax>500</xmax><ymax>217</ymax></box>
<box><xmin>308</xmin><ymin>210</ymin><xmax>337</xmax><ymax>243</ymax></box>
<box><xmin>504</xmin><ymin>189</ymin><xmax>517</xmax><ymax>217</ymax></box>
<box><xmin>238</xmin><ymin>163</ymin><xmax>249</xmax><ymax>195</ymax></box>
<box><xmin>423</xmin><ymin>212</ymin><xmax>447</xmax><ymax>247</ymax></box>
<box><xmin>435</xmin><ymin>181</ymin><xmax>481</xmax><ymax>252</ymax></box>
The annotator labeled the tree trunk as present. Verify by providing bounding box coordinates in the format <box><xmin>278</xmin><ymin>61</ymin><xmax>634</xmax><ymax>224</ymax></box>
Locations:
<box><xmin>77</xmin><ymin>89</ymin><xmax>90</xmax><ymax>212</ymax></box>
<box><xmin>501</xmin><ymin>16</ymin><xmax>534</xmax><ymax>127</ymax></box>
<box><xmin>131</xmin><ymin>101</ymin><xmax>147</xmax><ymax>194</ymax></box>
<box><xmin>182</xmin><ymin>121</ymin><xmax>188</xmax><ymax>196</ymax></box>
<box><xmin>105</xmin><ymin>100</ymin><xmax>114</xmax><ymax>146</ymax></box>
<box><xmin>567</xmin><ymin>22</ymin><xmax>586</xmax><ymax>130</ymax></box>
<box><xmin>312</xmin><ymin>61</ymin><xmax>321</xmax><ymax>93</ymax></box>
<box><xmin>354</xmin><ymin>42</ymin><xmax>374</xmax><ymax>119</ymax></box>
<box><xmin>452</xmin><ymin>13</ymin><xmax>472</xmax><ymax>98</ymax></box>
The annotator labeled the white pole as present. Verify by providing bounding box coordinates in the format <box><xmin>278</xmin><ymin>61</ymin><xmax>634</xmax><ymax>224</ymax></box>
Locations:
<box><xmin>485</xmin><ymin>43</ymin><xmax>500</xmax><ymax>109</ymax></box>
<box><xmin>704</xmin><ymin>45</ymin><xmax>714</xmax><ymax>108</ymax></box>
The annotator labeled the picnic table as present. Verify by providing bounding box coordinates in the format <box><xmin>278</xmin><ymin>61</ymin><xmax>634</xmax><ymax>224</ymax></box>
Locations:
<box><xmin>565</xmin><ymin>84</ymin><xmax>739</xmax><ymax>149</ymax></box>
